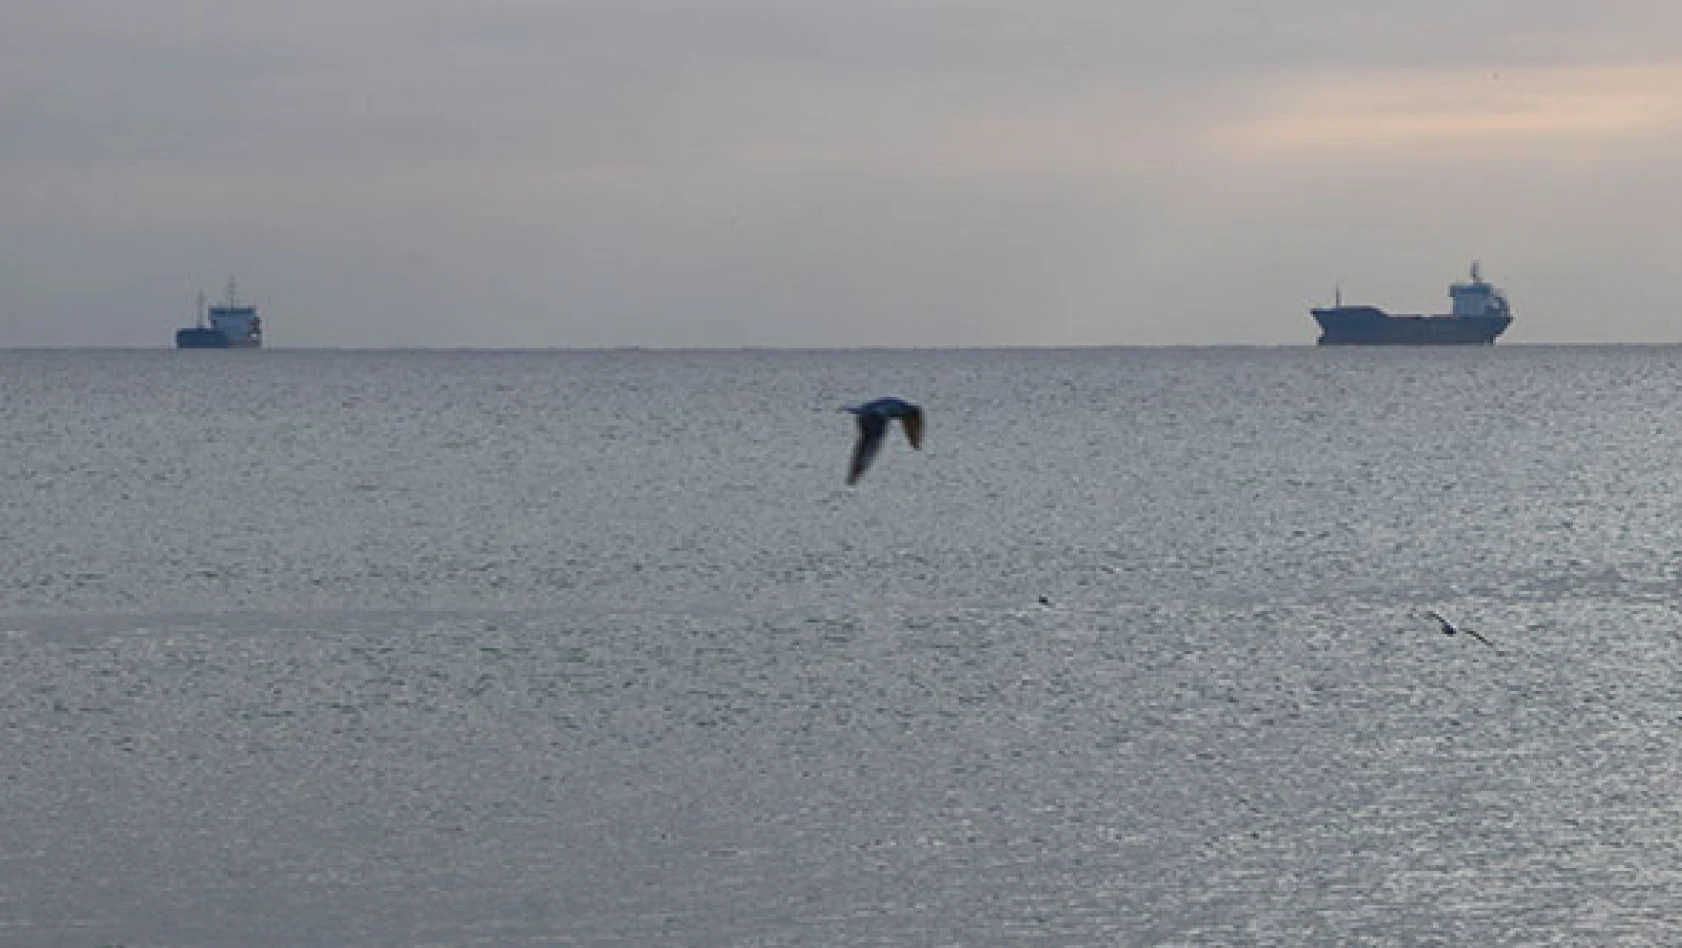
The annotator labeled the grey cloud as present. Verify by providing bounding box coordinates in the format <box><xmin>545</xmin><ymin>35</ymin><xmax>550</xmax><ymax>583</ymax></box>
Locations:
<box><xmin>4</xmin><ymin>1</ymin><xmax>1682</xmax><ymax>346</ymax></box>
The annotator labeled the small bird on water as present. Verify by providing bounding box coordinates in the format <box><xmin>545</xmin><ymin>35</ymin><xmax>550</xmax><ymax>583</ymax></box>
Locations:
<box><xmin>1423</xmin><ymin>610</ymin><xmax>1495</xmax><ymax>649</ymax></box>
<box><xmin>842</xmin><ymin>397</ymin><xmax>924</xmax><ymax>485</ymax></box>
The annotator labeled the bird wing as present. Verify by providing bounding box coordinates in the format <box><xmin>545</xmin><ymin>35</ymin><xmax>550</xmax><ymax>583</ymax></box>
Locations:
<box><xmin>1461</xmin><ymin>627</ymin><xmax>1495</xmax><ymax>648</ymax></box>
<box><xmin>1423</xmin><ymin>610</ymin><xmax>1451</xmax><ymax>632</ymax></box>
<box><xmin>900</xmin><ymin>407</ymin><xmax>924</xmax><ymax>449</ymax></box>
<box><xmin>847</xmin><ymin>413</ymin><xmax>888</xmax><ymax>485</ymax></box>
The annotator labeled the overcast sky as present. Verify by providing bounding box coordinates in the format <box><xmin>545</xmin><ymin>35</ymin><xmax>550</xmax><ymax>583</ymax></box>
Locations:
<box><xmin>5</xmin><ymin>1</ymin><xmax>1681</xmax><ymax>347</ymax></box>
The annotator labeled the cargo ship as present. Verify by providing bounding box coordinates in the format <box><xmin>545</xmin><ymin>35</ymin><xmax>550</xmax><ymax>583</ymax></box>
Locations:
<box><xmin>175</xmin><ymin>279</ymin><xmax>262</xmax><ymax>348</ymax></box>
<box><xmin>1311</xmin><ymin>263</ymin><xmax>1512</xmax><ymax>345</ymax></box>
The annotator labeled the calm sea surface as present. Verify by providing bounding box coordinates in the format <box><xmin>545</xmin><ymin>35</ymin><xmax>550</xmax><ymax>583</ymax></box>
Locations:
<box><xmin>5</xmin><ymin>346</ymin><xmax>1682</xmax><ymax>946</ymax></box>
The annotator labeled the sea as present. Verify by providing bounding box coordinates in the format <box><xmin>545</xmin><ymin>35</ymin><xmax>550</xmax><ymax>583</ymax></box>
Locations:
<box><xmin>4</xmin><ymin>346</ymin><xmax>1682</xmax><ymax>946</ymax></box>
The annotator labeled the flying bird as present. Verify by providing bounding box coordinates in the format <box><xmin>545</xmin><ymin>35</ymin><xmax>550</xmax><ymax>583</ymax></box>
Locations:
<box><xmin>1422</xmin><ymin>610</ymin><xmax>1494</xmax><ymax>648</ymax></box>
<box><xmin>843</xmin><ymin>397</ymin><xmax>924</xmax><ymax>485</ymax></box>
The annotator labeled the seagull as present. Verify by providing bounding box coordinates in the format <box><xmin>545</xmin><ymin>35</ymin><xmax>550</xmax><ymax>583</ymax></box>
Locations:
<box><xmin>1423</xmin><ymin>610</ymin><xmax>1494</xmax><ymax>648</ymax></box>
<box><xmin>842</xmin><ymin>397</ymin><xmax>924</xmax><ymax>485</ymax></box>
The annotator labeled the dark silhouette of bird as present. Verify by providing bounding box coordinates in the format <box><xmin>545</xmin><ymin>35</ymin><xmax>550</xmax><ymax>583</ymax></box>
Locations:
<box><xmin>1423</xmin><ymin>610</ymin><xmax>1494</xmax><ymax>648</ymax></box>
<box><xmin>842</xmin><ymin>397</ymin><xmax>924</xmax><ymax>485</ymax></box>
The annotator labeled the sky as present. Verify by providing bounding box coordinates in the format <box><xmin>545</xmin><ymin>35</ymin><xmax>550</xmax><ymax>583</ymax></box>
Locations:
<box><xmin>4</xmin><ymin>0</ymin><xmax>1682</xmax><ymax>347</ymax></box>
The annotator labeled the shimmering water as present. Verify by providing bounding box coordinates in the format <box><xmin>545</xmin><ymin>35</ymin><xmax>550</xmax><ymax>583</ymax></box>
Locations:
<box><xmin>4</xmin><ymin>346</ymin><xmax>1682</xmax><ymax>946</ymax></box>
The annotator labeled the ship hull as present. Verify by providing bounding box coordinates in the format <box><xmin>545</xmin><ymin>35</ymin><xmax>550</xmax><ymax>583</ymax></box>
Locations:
<box><xmin>1311</xmin><ymin>306</ymin><xmax>1511</xmax><ymax>346</ymax></box>
<box><xmin>175</xmin><ymin>328</ymin><xmax>230</xmax><ymax>348</ymax></box>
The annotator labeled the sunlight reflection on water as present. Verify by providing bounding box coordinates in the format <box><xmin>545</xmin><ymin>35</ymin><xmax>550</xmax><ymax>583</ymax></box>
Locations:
<box><xmin>3</xmin><ymin>346</ymin><xmax>1682</xmax><ymax>945</ymax></box>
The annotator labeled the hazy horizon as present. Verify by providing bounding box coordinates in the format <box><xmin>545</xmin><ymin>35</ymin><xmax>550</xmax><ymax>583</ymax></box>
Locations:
<box><xmin>6</xmin><ymin>2</ymin><xmax>1681</xmax><ymax>348</ymax></box>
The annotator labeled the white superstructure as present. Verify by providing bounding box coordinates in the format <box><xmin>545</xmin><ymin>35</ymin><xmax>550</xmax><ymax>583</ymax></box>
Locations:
<box><xmin>1448</xmin><ymin>262</ymin><xmax>1511</xmax><ymax>318</ymax></box>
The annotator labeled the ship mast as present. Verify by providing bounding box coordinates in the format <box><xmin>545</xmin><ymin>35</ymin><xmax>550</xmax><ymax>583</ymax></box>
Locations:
<box><xmin>196</xmin><ymin>290</ymin><xmax>207</xmax><ymax>328</ymax></box>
